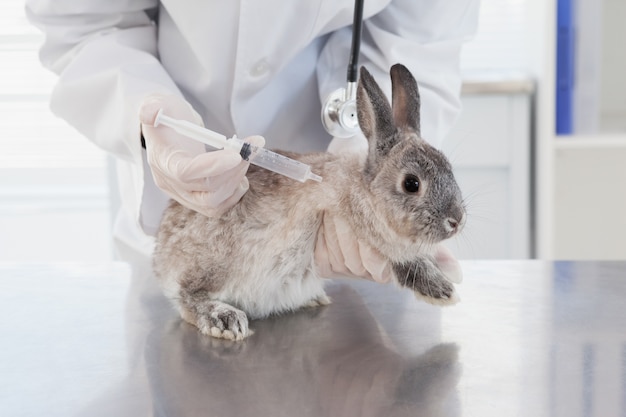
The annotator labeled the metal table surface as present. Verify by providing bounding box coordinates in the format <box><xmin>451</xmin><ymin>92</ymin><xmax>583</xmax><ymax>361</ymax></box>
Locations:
<box><xmin>1</xmin><ymin>258</ymin><xmax>625</xmax><ymax>417</ymax></box>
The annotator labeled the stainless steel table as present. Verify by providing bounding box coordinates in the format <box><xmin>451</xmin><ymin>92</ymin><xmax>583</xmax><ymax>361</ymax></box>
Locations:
<box><xmin>1</xmin><ymin>259</ymin><xmax>625</xmax><ymax>417</ymax></box>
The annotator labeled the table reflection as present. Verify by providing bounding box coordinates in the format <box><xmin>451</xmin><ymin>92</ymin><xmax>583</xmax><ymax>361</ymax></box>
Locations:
<box><xmin>145</xmin><ymin>283</ymin><xmax>461</xmax><ymax>417</ymax></box>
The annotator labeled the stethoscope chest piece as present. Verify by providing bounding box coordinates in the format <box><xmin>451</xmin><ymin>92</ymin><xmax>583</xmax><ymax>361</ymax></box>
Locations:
<box><xmin>321</xmin><ymin>82</ymin><xmax>359</xmax><ymax>138</ymax></box>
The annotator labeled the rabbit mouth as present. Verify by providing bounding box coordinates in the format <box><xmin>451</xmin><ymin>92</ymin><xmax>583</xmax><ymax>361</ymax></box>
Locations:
<box><xmin>424</xmin><ymin>207</ymin><xmax>466</xmax><ymax>242</ymax></box>
<box><xmin>442</xmin><ymin>213</ymin><xmax>465</xmax><ymax>239</ymax></box>
<box><xmin>404</xmin><ymin>216</ymin><xmax>464</xmax><ymax>246</ymax></box>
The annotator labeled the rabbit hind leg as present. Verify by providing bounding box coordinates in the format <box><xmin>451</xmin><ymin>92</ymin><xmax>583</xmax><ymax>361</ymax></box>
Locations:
<box><xmin>302</xmin><ymin>292</ymin><xmax>332</xmax><ymax>308</ymax></box>
<box><xmin>178</xmin><ymin>290</ymin><xmax>252</xmax><ymax>340</ymax></box>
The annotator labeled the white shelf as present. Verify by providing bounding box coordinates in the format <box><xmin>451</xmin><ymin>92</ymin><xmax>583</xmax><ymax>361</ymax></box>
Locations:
<box><xmin>554</xmin><ymin>134</ymin><xmax>626</xmax><ymax>149</ymax></box>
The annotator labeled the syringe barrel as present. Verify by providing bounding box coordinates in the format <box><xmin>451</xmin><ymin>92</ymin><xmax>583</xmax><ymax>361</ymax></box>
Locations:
<box><xmin>231</xmin><ymin>138</ymin><xmax>319</xmax><ymax>183</ymax></box>
<box><xmin>154</xmin><ymin>111</ymin><xmax>321</xmax><ymax>182</ymax></box>
<box><xmin>155</xmin><ymin>110</ymin><xmax>232</xmax><ymax>150</ymax></box>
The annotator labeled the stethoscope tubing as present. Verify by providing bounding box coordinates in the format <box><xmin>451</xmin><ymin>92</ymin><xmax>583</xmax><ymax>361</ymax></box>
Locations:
<box><xmin>347</xmin><ymin>0</ymin><xmax>365</xmax><ymax>83</ymax></box>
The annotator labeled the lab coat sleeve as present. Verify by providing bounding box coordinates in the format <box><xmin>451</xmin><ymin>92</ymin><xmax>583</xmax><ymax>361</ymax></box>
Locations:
<box><xmin>26</xmin><ymin>0</ymin><xmax>186</xmax><ymax>250</ymax></box>
<box><xmin>25</xmin><ymin>0</ymin><xmax>182</xmax><ymax>161</ymax></box>
<box><xmin>318</xmin><ymin>0</ymin><xmax>480</xmax><ymax>147</ymax></box>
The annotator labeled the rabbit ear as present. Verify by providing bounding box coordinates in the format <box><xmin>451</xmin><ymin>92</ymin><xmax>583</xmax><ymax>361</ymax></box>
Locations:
<box><xmin>357</xmin><ymin>66</ymin><xmax>397</xmax><ymax>165</ymax></box>
<box><xmin>390</xmin><ymin>64</ymin><xmax>421</xmax><ymax>135</ymax></box>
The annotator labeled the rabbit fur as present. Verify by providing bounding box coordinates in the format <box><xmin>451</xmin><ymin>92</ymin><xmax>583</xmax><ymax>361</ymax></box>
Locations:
<box><xmin>153</xmin><ymin>64</ymin><xmax>466</xmax><ymax>341</ymax></box>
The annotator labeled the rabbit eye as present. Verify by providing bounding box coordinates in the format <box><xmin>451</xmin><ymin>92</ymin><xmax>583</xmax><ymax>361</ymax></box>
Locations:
<box><xmin>403</xmin><ymin>175</ymin><xmax>420</xmax><ymax>193</ymax></box>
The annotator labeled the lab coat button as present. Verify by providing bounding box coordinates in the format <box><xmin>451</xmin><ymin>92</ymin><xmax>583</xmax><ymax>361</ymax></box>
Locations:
<box><xmin>249</xmin><ymin>59</ymin><xmax>270</xmax><ymax>77</ymax></box>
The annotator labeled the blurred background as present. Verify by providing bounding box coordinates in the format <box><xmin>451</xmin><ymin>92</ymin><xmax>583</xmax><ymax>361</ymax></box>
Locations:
<box><xmin>1</xmin><ymin>0</ymin><xmax>625</xmax><ymax>262</ymax></box>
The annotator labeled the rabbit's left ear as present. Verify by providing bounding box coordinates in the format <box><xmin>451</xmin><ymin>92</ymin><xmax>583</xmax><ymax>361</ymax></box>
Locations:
<box><xmin>390</xmin><ymin>63</ymin><xmax>421</xmax><ymax>135</ymax></box>
<box><xmin>357</xmin><ymin>66</ymin><xmax>396</xmax><ymax>145</ymax></box>
<box><xmin>357</xmin><ymin>66</ymin><xmax>398</xmax><ymax>175</ymax></box>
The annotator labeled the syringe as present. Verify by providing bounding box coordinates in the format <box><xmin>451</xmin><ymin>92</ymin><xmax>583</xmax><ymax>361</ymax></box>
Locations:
<box><xmin>153</xmin><ymin>110</ymin><xmax>323</xmax><ymax>183</ymax></box>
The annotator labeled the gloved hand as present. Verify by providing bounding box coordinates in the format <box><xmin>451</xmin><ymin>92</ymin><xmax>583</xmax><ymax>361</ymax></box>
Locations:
<box><xmin>139</xmin><ymin>94</ymin><xmax>264</xmax><ymax>217</ymax></box>
<box><xmin>314</xmin><ymin>213</ymin><xmax>393</xmax><ymax>283</ymax></box>
<box><xmin>320</xmin><ymin>132</ymin><xmax>390</xmax><ymax>282</ymax></box>
<box><xmin>430</xmin><ymin>244</ymin><xmax>463</xmax><ymax>284</ymax></box>
<box><xmin>314</xmin><ymin>212</ymin><xmax>463</xmax><ymax>284</ymax></box>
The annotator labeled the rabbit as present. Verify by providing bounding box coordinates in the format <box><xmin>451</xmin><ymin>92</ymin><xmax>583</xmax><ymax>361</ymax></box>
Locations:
<box><xmin>153</xmin><ymin>63</ymin><xmax>466</xmax><ymax>341</ymax></box>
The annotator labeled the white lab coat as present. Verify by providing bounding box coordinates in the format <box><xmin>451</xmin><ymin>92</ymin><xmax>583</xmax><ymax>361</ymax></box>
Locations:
<box><xmin>26</xmin><ymin>0</ymin><xmax>479</xmax><ymax>255</ymax></box>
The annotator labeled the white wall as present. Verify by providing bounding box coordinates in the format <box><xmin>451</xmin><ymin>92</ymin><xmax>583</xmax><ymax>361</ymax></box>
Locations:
<box><xmin>554</xmin><ymin>142</ymin><xmax>626</xmax><ymax>259</ymax></box>
<box><xmin>600</xmin><ymin>0</ymin><xmax>626</xmax><ymax>131</ymax></box>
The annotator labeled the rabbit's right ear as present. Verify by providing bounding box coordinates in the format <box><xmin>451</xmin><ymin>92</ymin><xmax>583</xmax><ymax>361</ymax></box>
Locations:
<box><xmin>390</xmin><ymin>63</ymin><xmax>421</xmax><ymax>136</ymax></box>
<box><xmin>357</xmin><ymin>66</ymin><xmax>397</xmax><ymax>174</ymax></box>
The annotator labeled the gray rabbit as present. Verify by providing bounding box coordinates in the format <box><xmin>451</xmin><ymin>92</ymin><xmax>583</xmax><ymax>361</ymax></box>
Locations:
<box><xmin>153</xmin><ymin>64</ymin><xmax>466</xmax><ymax>340</ymax></box>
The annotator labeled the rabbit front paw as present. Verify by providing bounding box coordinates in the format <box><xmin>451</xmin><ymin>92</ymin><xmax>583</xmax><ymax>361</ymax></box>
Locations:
<box><xmin>393</xmin><ymin>257</ymin><xmax>459</xmax><ymax>306</ymax></box>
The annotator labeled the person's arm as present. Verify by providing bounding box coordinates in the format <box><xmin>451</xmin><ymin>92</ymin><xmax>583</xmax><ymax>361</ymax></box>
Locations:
<box><xmin>26</xmin><ymin>0</ymin><xmax>180</xmax><ymax>159</ymax></box>
<box><xmin>318</xmin><ymin>0</ymin><xmax>480</xmax><ymax>147</ymax></box>
<box><xmin>26</xmin><ymin>1</ymin><xmax>259</xmax><ymax>219</ymax></box>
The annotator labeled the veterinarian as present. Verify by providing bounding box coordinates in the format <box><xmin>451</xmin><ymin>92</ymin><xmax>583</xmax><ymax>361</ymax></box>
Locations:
<box><xmin>26</xmin><ymin>0</ymin><xmax>479</xmax><ymax>282</ymax></box>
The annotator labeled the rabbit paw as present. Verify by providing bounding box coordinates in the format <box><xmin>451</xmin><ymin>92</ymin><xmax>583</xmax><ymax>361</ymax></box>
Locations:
<box><xmin>393</xmin><ymin>257</ymin><xmax>460</xmax><ymax>306</ymax></box>
<box><xmin>412</xmin><ymin>280</ymin><xmax>459</xmax><ymax>306</ymax></box>
<box><xmin>195</xmin><ymin>302</ymin><xmax>252</xmax><ymax>341</ymax></box>
<box><xmin>303</xmin><ymin>293</ymin><xmax>332</xmax><ymax>308</ymax></box>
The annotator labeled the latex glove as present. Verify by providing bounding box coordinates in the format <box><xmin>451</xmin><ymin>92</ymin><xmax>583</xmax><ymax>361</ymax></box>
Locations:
<box><xmin>315</xmin><ymin>212</ymin><xmax>462</xmax><ymax>285</ymax></box>
<box><xmin>139</xmin><ymin>94</ymin><xmax>265</xmax><ymax>217</ymax></box>
<box><xmin>431</xmin><ymin>244</ymin><xmax>463</xmax><ymax>284</ymax></box>
<box><xmin>315</xmin><ymin>213</ymin><xmax>393</xmax><ymax>283</ymax></box>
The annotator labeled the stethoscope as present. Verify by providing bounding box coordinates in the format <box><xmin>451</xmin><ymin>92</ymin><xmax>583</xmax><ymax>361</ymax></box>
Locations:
<box><xmin>321</xmin><ymin>0</ymin><xmax>364</xmax><ymax>138</ymax></box>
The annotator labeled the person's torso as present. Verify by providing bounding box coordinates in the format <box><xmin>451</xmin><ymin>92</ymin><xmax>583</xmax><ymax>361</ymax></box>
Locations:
<box><xmin>157</xmin><ymin>0</ymin><xmax>390</xmax><ymax>151</ymax></box>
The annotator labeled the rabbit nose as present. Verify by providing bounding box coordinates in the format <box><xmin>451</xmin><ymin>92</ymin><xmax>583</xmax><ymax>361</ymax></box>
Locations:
<box><xmin>444</xmin><ymin>211</ymin><xmax>466</xmax><ymax>236</ymax></box>
<box><xmin>444</xmin><ymin>217</ymin><xmax>460</xmax><ymax>234</ymax></box>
